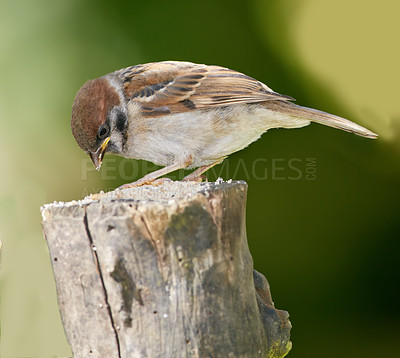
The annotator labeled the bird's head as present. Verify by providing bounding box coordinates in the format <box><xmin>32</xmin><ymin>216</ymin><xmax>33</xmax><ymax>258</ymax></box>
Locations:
<box><xmin>71</xmin><ymin>77</ymin><xmax>128</xmax><ymax>170</ymax></box>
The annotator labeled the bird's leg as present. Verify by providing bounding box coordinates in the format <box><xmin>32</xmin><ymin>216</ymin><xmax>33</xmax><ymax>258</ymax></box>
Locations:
<box><xmin>118</xmin><ymin>156</ymin><xmax>193</xmax><ymax>189</ymax></box>
<box><xmin>183</xmin><ymin>157</ymin><xmax>226</xmax><ymax>182</ymax></box>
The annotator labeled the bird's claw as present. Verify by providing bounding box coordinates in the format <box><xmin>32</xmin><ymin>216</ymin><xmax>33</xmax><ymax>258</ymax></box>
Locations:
<box><xmin>118</xmin><ymin>177</ymin><xmax>173</xmax><ymax>190</ymax></box>
<box><xmin>182</xmin><ymin>174</ymin><xmax>207</xmax><ymax>183</ymax></box>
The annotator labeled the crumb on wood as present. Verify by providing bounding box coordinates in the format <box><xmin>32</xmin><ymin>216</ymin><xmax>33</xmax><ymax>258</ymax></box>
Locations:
<box><xmin>40</xmin><ymin>179</ymin><xmax>242</xmax><ymax>221</ymax></box>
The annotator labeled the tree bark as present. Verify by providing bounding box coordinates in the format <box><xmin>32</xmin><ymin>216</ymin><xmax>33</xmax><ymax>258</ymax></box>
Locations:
<box><xmin>41</xmin><ymin>180</ymin><xmax>291</xmax><ymax>358</ymax></box>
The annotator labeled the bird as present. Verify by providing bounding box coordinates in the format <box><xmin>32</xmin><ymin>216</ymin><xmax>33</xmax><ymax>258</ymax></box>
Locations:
<box><xmin>71</xmin><ymin>61</ymin><xmax>377</xmax><ymax>188</ymax></box>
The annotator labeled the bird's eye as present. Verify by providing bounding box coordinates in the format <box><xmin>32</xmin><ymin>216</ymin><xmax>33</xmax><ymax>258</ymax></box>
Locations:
<box><xmin>97</xmin><ymin>123</ymin><xmax>110</xmax><ymax>140</ymax></box>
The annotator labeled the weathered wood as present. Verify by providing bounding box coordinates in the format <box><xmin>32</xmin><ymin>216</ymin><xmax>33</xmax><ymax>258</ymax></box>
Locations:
<box><xmin>41</xmin><ymin>181</ymin><xmax>291</xmax><ymax>358</ymax></box>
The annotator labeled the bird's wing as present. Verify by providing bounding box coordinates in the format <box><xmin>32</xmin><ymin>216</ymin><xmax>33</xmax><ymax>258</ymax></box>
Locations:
<box><xmin>117</xmin><ymin>61</ymin><xmax>294</xmax><ymax>117</ymax></box>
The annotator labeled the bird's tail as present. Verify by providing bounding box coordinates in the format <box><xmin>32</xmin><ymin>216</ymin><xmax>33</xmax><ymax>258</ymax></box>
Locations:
<box><xmin>268</xmin><ymin>101</ymin><xmax>378</xmax><ymax>139</ymax></box>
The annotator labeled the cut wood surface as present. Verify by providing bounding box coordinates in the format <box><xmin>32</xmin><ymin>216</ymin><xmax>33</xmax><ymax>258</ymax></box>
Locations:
<box><xmin>41</xmin><ymin>180</ymin><xmax>291</xmax><ymax>358</ymax></box>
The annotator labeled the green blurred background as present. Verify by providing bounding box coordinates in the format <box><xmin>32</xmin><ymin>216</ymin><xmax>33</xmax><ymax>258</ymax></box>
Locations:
<box><xmin>1</xmin><ymin>0</ymin><xmax>399</xmax><ymax>356</ymax></box>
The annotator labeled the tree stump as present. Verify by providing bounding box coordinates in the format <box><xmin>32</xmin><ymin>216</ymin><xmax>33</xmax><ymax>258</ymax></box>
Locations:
<box><xmin>41</xmin><ymin>180</ymin><xmax>291</xmax><ymax>358</ymax></box>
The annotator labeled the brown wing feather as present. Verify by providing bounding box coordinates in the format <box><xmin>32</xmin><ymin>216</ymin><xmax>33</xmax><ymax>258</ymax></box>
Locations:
<box><xmin>117</xmin><ymin>61</ymin><xmax>293</xmax><ymax>117</ymax></box>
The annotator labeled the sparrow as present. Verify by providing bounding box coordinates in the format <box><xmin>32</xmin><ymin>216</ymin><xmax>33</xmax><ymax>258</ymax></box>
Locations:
<box><xmin>71</xmin><ymin>61</ymin><xmax>377</xmax><ymax>187</ymax></box>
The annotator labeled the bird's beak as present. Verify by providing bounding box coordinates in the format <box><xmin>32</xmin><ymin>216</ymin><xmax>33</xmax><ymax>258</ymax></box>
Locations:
<box><xmin>89</xmin><ymin>137</ymin><xmax>110</xmax><ymax>171</ymax></box>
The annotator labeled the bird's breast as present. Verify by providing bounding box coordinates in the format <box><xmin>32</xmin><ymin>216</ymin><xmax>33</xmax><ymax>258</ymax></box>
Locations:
<box><xmin>122</xmin><ymin>103</ymin><xmax>303</xmax><ymax>168</ymax></box>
